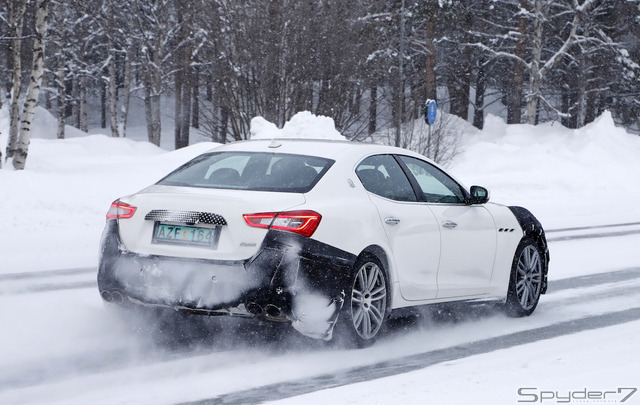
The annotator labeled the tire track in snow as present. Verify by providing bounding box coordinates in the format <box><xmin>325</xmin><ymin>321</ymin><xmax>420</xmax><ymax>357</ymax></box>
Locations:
<box><xmin>0</xmin><ymin>267</ymin><xmax>94</xmax><ymax>281</ymax></box>
<box><xmin>549</xmin><ymin>267</ymin><xmax>639</xmax><ymax>292</ymax></box>
<box><xmin>181</xmin><ymin>307</ymin><xmax>640</xmax><ymax>405</ymax></box>
<box><xmin>0</xmin><ymin>267</ymin><xmax>96</xmax><ymax>295</ymax></box>
<box><xmin>545</xmin><ymin>221</ymin><xmax>640</xmax><ymax>242</ymax></box>
<box><xmin>547</xmin><ymin>229</ymin><xmax>640</xmax><ymax>242</ymax></box>
<box><xmin>545</xmin><ymin>221</ymin><xmax>640</xmax><ymax>233</ymax></box>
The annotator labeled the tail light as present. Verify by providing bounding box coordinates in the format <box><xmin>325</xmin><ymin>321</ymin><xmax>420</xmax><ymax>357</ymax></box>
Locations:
<box><xmin>243</xmin><ymin>210</ymin><xmax>321</xmax><ymax>237</ymax></box>
<box><xmin>106</xmin><ymin>200</ymin><xmax>137</xmax><ymax>220</ymax></box>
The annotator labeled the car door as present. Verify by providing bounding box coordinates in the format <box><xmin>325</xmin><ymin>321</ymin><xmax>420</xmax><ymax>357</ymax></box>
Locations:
<box><xmin>356</xmin><ymin>155</ymin><xmax>440</xmax><ymax>300</ymax></box>
<box><xmin>397</xmin><ymin>156</ymin><xmax>497</xmax><ymax>299</ymax></box>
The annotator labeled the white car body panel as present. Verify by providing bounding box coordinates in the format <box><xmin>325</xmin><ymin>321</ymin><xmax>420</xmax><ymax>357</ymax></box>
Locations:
<box><xmin>430</xmin><ymin>203</ymin><xmax>497</xmax><ymax>299</ymax></box>
<box><xmin>483</xmin><ymin>202</ymin><xmax>525</xmax><ymax>297</ymax></box>
<box><xmin>365</xmin><ymin>193</ymin><xmax>441</xmax><ymax>300</ymax></box>
<box><xmin>118</xmin><ymin>185</ymin><xmax>306</xmax><ymax>261</ymax></box>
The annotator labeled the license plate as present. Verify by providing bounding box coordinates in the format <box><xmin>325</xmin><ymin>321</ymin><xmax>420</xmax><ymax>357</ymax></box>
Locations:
<box><xmin>152</xmin><ymin>223</ymin><xmax>221</xmax><ymax>249</ymax></box>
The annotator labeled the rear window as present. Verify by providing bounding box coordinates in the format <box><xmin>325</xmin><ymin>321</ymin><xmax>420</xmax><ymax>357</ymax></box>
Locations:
<box><xmin>157</xmin><ymin>152</ymin><xmax>334</xmax><ymax>193</ymax></box>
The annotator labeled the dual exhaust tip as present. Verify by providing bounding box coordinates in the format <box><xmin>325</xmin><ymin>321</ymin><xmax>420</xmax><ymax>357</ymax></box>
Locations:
<box><xmin>246</xmin><ymin>302</ymin><xmax>282</xmax><ymax>318</ymax></box>
<box><xmin>101</xmin><ymin>290</ymin><xmax>124</xmax><ymax>304</ymax></box>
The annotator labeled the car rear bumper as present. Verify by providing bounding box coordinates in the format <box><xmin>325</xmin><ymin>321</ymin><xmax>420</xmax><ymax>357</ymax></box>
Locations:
<box><xmin>98</xmin><ymin>220</ymin><xmax>357</xmax><ymax>339</ymax></box>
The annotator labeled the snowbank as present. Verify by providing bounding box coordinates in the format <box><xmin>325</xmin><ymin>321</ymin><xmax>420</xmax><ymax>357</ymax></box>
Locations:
<box><xmin>250</xmin><ymin>111</ymin><xmax>346</xmax><ymax>140</ymax></box>
<box><xmin>451</xmin><ymin>111</ymin><xmax>640</xmax><ymax>228</ymax></box>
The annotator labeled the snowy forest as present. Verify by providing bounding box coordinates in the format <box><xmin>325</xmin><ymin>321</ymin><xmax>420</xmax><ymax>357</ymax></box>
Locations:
<box><xmin>1</xmin><ymin>0</ymin><xmax>639</xmax><ymax>169</ymax></box>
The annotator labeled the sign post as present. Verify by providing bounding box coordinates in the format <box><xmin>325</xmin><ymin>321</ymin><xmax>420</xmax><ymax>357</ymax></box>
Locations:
<box><xmin>424</xmin><ymin>99</ymin><xmax>437</xmax><ymax>159</ymax></box>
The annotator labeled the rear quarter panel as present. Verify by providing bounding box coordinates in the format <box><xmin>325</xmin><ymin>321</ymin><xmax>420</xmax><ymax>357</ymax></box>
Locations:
<box><xmin>303</xmin><ymin>156</ymin><xmax>396</xmax><ymax>283</ymax></box>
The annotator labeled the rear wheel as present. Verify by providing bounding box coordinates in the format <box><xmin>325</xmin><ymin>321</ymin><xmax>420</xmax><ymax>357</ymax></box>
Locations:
<box><xmin>336</xmin><ymin>254</ymin><xmax>388</xmax><ymax>347</ymax></box>
<box><xmin>504</xmin><ymin>237</ymin><xmax>544</xmax><ymax>317</ymax></box>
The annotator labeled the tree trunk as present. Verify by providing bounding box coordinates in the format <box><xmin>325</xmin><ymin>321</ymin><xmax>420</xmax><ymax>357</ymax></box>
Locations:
<box><xmin>13</xmin><ymin>0</ymin><xmax>49</xmax><ymax>170</ymax></box>
<box><xmin>368</xmin><ymin>84</ymin><xmax>377</xmax><ymax>135</ymax></box>
<box><xmin>119</xmin><ymin>54</ymin><xmax>131</xmax><ymax>137</ymax></box>
<box><xmin>178</xmin><ymin>63</ymin><xmax>191</xmax><ymax>149</ymax></box>
<box><xmin>78</xmin><ymin>75</ymin><xmax>88</xmax><ymax>132</ymax></box>
<box><xmin>561</xmin><ymin>85</ymin><xmax>570</xmax><ymax>128</ymax></box>
<box><xmin>174</xmin><ymin>56</ymin><xmax>183</xmax><ymax>149</ymax></box>
<box><xmin>219</xmin><ymin>105</ymin><xmax>228</xmax><ymax>144</ymax></box>
<box><xmin>583</xmin><ymin>51</ymin><xmax>599</xmax><ymax>126</ymax></box>
<box><xmin>206</xmin><ymin>74</ymin><xmax>213</xmax><ymax>102</ymax></box>
<box><xmin>108</xmin><ymin>46</ymin><xmax>119</xmax><ymax>137</ymax></box>
<box><xmin>145</xmin><ymin>85</ymin><xmax>162</xmax><ymax>146</ymax></box>
<box><xmin>525</xmin><ymin>0</ymin><xmax>544</xmax><ymax>125</ymax></box>
<box><xmin>71</xmin><ymin>75</ymin><xmax>80</xmax><ymax>129</ymax></box>
<box><xmin>6</xmin><ymin>0</ymin><xmax>28</xmax><ymax>163</ymax></box>
<box><xmin>584</xmin><ymin>86</ymin><xmax>598</xmax><ymax>125</ymax></box>
<box><xmin>101</xmin><ymin>78</ymin><xmax>107</xmax><ymax>128</ymax></box>
<box><xmin>44</xmin><ymin>70</ymin><xmax>51</xmax><ymax>110</ymax></box>
<box><xmin>56</xmin><ymin>62</ymin><xmax>65</xmax><ymax>139</ymax></box>
<box><xmin>473</xmin><ymin>58</ymin><xmax>487</xmax><ymax>130</ymax></box>
<box><xmin>425</xmin><ymin>17</ymin><xmax>437</xmax><ymax>102</ymax></box>
<box><xmin>144</xmin><ymin>87</ymin><xmax>153</xmax><ymax>142</ymax></box>
<box><xmin>448</xmin><ymin>76</ymin><xmax>470</xmax><ymax>121</ymax></box>
<box><xmin>192</xmin><ymin>66</ymin><xmax>199</xmax><ymax>129</ymax></box>
<box><xmin>507</xmin><ymin>13</ymin><xmax>526</xmax><ymax>124</ymax></box>
<box><xmin>561</xmin><ymin>81</ymin><xmax>578</xmax><ymax>129</ymax></box>
<box><xmin>574</xmin><ymin>51</ymin><xmax>587</xmax><ymax>128</ymax></box>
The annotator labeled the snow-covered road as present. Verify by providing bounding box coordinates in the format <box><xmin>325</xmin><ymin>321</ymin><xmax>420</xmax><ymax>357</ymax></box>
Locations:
<box><xmin>1</xmin><ymin>232</ymin><xmax>639</xmax><ymax>405</ymax></box>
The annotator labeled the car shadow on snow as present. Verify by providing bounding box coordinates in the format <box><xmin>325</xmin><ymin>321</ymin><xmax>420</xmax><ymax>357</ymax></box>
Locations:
<box><xmin>381</xmin><ymin>303</ymin><xmax>507</xmax><ymax>341</ymax></box>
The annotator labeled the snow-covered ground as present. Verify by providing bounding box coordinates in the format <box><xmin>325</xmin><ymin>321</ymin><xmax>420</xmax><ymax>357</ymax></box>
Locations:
<box><xmin>1</xmin><ymin>107</ymin><xmax>639</xmax><ymax>404</ymax></box>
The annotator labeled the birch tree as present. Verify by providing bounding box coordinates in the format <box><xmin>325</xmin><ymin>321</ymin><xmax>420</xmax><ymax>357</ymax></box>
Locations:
<box><xmin>4</xmin><ymin>0</ymin><xmax>29</xmax><ymax>166</ymax></box>
<box><xmin>13</xmin><ymin>0</ymin><xmax>49</xmax><ymax>170</ymax></box>
<box><xmin>103</xmin><ymin>0</ymin><xmax>133</xmax><ymax>138</ymax></box>
<box><xmin>523</xmin><ymin>0</ymin><xmax>597</xmax><ymax>125</ymax></box>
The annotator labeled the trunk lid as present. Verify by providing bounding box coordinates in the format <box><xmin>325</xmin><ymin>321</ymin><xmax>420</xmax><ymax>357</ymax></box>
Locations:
<box><xmin>117</xmin><ymin>185</ymin><xmax>306</xmax><ymax>261</ymax></box>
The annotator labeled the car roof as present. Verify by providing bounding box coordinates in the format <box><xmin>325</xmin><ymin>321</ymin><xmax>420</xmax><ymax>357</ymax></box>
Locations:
<box><xmin>207</xmin><ymin>139</ymin><xmax>417</xmax><ymax>160</ymax></box>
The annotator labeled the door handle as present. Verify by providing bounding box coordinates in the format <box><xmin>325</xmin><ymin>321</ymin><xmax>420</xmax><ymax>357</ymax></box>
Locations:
<box><xmin>442</xmin><ymin>220</ymin><xmax>458</xmax><ymax>229</ymax></box>
<box><xmin>385</xmin><ymin>217</ymin><xmax>401</xmax><ymax>226</ymax></box>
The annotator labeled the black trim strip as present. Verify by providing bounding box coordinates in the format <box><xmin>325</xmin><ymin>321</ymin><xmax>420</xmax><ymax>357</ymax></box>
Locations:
<box><xmin>144</xmin><ymin>210</ymin><xmax>227</xmax><ymax>226</ymax></box>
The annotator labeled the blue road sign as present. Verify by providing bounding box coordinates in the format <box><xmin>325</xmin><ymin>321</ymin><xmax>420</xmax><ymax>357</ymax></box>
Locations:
<box><xmin>425</xmin><ymin>99</ymin><xmax>437</xmax><ymax>125</ymax></box>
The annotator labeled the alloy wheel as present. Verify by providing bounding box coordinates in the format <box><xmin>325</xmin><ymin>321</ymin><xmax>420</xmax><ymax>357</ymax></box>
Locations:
<box><xmin>350</xmin><ymin>261</ymin><xmax>387</xmax><ymax>339</ymax></box>
<box><xmin>515</xmin><ymin>245</ymin><xmax>542</xmax><ymax>310</ymax></box>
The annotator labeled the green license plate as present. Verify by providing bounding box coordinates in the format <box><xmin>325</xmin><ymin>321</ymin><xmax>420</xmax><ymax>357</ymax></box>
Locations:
<box><xmin>152</xmin><ymin>223</ymin><xmax>220</xmax><ymax>249</ymax></box>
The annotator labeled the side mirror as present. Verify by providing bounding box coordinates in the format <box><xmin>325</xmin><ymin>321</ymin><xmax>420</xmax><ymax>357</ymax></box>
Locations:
<box><xmin>469</xmin><ymin>185</ymin><xmax>490</xmax><ymax>205</ymax></box>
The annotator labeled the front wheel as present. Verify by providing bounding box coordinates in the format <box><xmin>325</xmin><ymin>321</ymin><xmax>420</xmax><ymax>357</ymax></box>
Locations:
<box><xmin>504</xmin><ymin>237</ymin><xmax>545</xmax><ymax>317</ymax></box>
<box><xmin>335</xmin><ymin>254</ymin><xmax>389</xmax><ymax>347</ymax></box>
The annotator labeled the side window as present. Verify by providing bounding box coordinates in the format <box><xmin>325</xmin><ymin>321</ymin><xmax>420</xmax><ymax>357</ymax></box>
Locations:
<box><xmin>398</xmin><ymin>156</ymin><xmax>465</xmax><ymax>204</ymax></box>
<box><xmin>356</xmin><ymin>155</ymin><xmax>417</xmax><ymax>202</ymax></box>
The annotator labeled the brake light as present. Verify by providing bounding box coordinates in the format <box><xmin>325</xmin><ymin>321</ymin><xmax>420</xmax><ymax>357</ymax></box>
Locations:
<box><xmin>106</xmin><ymin>200</ymin><xmax>137</xmax><ymax>220</ymax></box>
<box><xmin>243</xmin><ymin>210</ymin><xmax>322</xmax><ymax>237</ymax></box>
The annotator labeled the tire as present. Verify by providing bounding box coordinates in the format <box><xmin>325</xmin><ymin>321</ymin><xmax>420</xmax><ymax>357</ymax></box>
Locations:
<box><xmin>504</xmin><ymin>237</ymin><xmax>545</xmax><ymax>317</ymax></box>
<box><xmin>335</xmin><ymin>254</ymin><xmax>389</xmax><ymax>348</ymax></box>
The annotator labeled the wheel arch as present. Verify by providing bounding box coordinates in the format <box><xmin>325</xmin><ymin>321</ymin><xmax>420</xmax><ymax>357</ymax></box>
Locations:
<box><xmin>356</xmin><ymin>244</ymin><xmax>394</xmax><ymax>310</ymax></box>
<box><xmin>508</xmin><ymin>206</ymin><xmax>550</xmax><ymax>294</ymax></box>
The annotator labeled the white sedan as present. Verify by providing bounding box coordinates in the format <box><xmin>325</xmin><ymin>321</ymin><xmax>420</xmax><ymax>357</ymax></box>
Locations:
<box><xmin>98</xmin><ymin>139</ymin><xmax>549</xmax><ymax>346</ymax></box>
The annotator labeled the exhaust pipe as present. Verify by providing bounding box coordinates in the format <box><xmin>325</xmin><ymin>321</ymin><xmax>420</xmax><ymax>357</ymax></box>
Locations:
<box><xmin>101</xmin><ymin>290</ymin><xmax>113</xmax><ymax>302</ymax></box>
<box><xmin>264</xmin><ymin>304</ymin><xmax>281</xmax><ymax>318</ymax></box>
<box><xmin>246</xmin><ymin>302</ymin><xmax>263</xmax><ymax>315</ymax></box>
<box><xmin>111</xmin><ymin>291</ymin><xmax>124</xmax><ymax>304</ymax></box>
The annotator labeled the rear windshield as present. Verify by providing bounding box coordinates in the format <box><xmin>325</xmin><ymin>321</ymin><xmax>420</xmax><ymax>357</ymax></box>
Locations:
<box><xmin>157</xmin><ymin>151</ymin><xmax>334</xmax><ymax>193</ymax></box>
